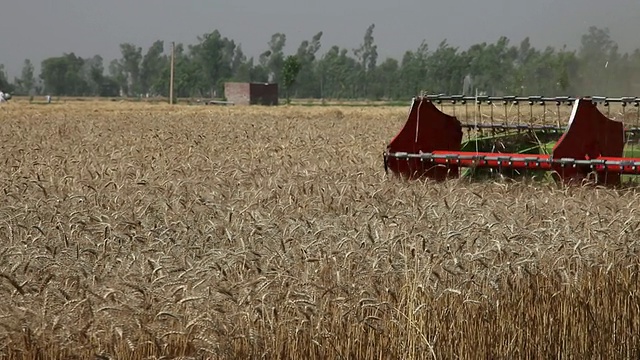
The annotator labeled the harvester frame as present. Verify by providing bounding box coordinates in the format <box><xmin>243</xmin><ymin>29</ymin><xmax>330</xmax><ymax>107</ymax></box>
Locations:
<box><xmin>383</xmin><ymin>94</ymin><xmax>640</xmax><ymax>186</ymax></box>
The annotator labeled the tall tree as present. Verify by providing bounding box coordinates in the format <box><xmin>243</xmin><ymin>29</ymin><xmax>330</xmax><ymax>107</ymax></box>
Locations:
<box><xmin>40</xmin><ymin>53</ymin><xmax>87</xmax><ymax>96</ymax></box>
<box><xmin>231</xmin><ymin>45</ymin><xmax>251</xmax><ymax>82</ymax></box>
<box><xmin>353</xmin><ymin>24</ymin><xmax>378</xmax><ymax>97</ymax></box>
<box><xmin>629</xmin><ymin>50</ymin><xmax>640</xmax><ymax>95</ymax></box>
<box><xmin>81</xmin><ymin>55</ymin><xmax>105</xmax><ymax>96</ymax></box>
<box><xmin>169</xmin><ymin>43</ymin><xmax>200</xmax><ymax>98</ymax></box>
<box><xmin>294</xmin><ymin>31</ymin><xmax>323</xmax><ymax>97</ymax></box>
<box><xmin>398</xmin><ymin>41</ymin><xmax>429</xmax><ymax>97</ymax></box>
<box><xmin>140</xmin><ymin>40</ymin><xmax>167</xmax><ymax>95</ymax></box>
<box><xmin>373</xmin><ymin>57</ymin><xmax>400</xmax><ymax>99</ymax></box>
<box><xmin>282</xmin><ymin>55</ymin><xmax>302</xmax><ymax>103</ymax></box>
<box><xmin>15</xmin><ymin>59</ymin><xmax>36</xmax><ymax>95</ymax></box>
<box><xmin>577</xmin><ymin>26</ymin><xmax>617</xmax><ymax>94</ymax></box>
<box><xmin>0</xmin><ymin>64</ymin><xmax>14</xmax><ymax>93</ymax></box>
<box><xmin>108</xmin><ymin>59</ymin><xmax>127</xmax><ymax>96</ymax></box>
<box><xmin>511</xmin><ymin>37</ymin><xmax>538</xmax><ymax>94</ymax></box>
<box><xmin>118</xmin><ymin>43</ymin><xmax>143</xmax><ymax>96</ymax></box>
<box><xmin>464</xmin><ymin>37</ymin><xmax>517</xmax><ymax>95</ymax></box>
<box><xmin>554</xmin><ymin>47</ymin><xmax>580</xmax><ymax>94</ymax></box>
<box><xmin>190</xmin><ymin>30</ymin><xmax>236</xmax><ymax>97</ymax></box>
<box><xmin>425</xmin><ymin>40</ymin><xmax>466</xmax><ymax>95</ymax></box>
<box><xmin>265</xmin><ymin>33</ymin><xmax>287</xmax><ymax>83</ymax></box>
<box><xmin>317</xmin><ymin>46</ymin><xmax>359</xmax><ymax>99</ymax></box>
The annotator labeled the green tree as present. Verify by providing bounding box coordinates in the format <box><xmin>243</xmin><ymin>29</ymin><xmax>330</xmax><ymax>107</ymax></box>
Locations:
<box><xmin>250</xmin><ymin>63</ymin><xmax>270</xmax><ymax>83</ymax></box>
<box><xmin>81</xmin><ymin>55</ymin><xmax>105</xmax><ymax>96</ymax></box>
<box><xmin>554</xmin><ymin>47</ymin><xmax>580</xmax><ymax>94</ymax></box>
<box><xmin>629</xmin><ymin>50</ymin><xmax>640</xmax><ymax>95</ymax></box>
<box><xmin>118</xmin><ymin>43</ymin><xmax>143</xmax><ymax>96</ymax></box>
<box><xmin>282</xmin><ymin>55</ymin><xmax>302</xmax><ymax>104</ymax></box>
<box><xmin>295</xmin><ymin>31</ymin><xmax>323</xmax><ymax>97</ymax></box>
<box><xmin>189</xmin><ymin>30</ymin><xmax>237</xmax><ymax>97</ymax></box>
<box><xmin>108</xmin><ymin>59</ymin><xmax>127</xmax><ymax>96</ymax></box>
<box><xmin>161</xmin><ymin>43</ymin><xmax>200</xmax><ymax>98</ymax></box>
<box><xmin>398</xmin><ymin>41</ymin><xmax>429</xmax><ymax>98</ymax></box>
<box><xmin>40</xmin><ymin>53</ymin><xmax>88</xmax><ymax>96</ymax></box>
<box><xmin>140</xmin><ymin>40</ymin><xmax>168</xmax><ymax>95</ymax></box>
<box><xmin>464</xmin><ymin>37</ymin><xmax>517</xmax><ymax>95</ymax></box>
<box><xmin>263</xmin><ymin>33</ymin><xmax>287</xmax><ymax>83</ymax></box>
<box><xmin>577</xmin><ymin>26</ymin><xmax>617</xmax><ymax>94</ymax></box>
<box><xmin>231</xmin><ymin>46</ymin><xmax>251</xmax><ymax>82</ymax></box>
<box><xmin>511</xmin><ymin>37</ymin><xmax>538</xmax><ymax>94</ymax></box>
<box><xmin>373</xmin><ymin>57</ymin><xmax>400</xmax><ymax>99</ymax></box>
<box><xmin>0</xmin><ymin>64</ymin><xmax>14</xmax><ymax>93</ymax></box>
<box><xmin>15</xmin><ymin>59</ymin><xmax>35</xmax><ymax>95</ymax></box>
<box><xmin>317</xmin><ymin>46</ymin><xmax>359</xmax><ymax>99</ymax></box>
<box><xmin>425</xmin><ymin>40</ymin><xmax>466</xmax><ymax>94</ymax></box>
<box><xmin>353</xmin><ymin>24</ymin><xmax>378</xmax><ymax>97</ymax></box>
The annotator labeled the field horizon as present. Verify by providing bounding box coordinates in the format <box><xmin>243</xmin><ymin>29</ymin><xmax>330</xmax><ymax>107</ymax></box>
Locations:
<box><xmin>0</xmin><ymin>102</ymin><xmax>639</xmax><ymax>359</ymax></box>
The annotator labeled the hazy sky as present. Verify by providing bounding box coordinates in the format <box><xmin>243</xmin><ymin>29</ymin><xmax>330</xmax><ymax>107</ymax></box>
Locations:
<box><xmin>0</xmin><ymin>0</ymin><xmax>637</xmax><ymax>78</ymax></box>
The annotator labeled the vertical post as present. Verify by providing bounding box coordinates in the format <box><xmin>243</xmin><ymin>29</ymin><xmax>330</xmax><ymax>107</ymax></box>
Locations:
<box><xmin>169</xmin><ymin>41</ymin><xmax>175</xmax><ymax>105</ymax></box>
<box><xmin>474</xmin><ymin>88</ymin><xmax>479</xmax><ymax>153</ymax></box>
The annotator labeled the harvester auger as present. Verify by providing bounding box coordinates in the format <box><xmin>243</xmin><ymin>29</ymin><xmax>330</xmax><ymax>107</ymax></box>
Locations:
<box><xmin>383</xmin><ymin>95</ymin><xmax>640</xmax><ymax>186</ymax></box>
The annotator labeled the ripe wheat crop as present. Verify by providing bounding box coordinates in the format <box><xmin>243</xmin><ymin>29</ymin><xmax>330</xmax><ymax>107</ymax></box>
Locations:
<box><xmin>0</xmin><ymin>101</ymin><xmax>639</xmax><ymax>359</ymax></box>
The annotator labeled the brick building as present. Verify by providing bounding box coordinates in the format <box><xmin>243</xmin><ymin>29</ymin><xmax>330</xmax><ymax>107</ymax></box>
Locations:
<box><xmin>224</xmin><ymin>82</ymin><xmax>279</xmax><ymax>106</ymax></box>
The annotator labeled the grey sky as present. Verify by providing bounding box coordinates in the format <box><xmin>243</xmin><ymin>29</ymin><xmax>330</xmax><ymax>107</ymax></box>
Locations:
<box><xmin>0</xmin><ymin>0</ymin><xmax>637</xmax><ymax>78</ymax></box>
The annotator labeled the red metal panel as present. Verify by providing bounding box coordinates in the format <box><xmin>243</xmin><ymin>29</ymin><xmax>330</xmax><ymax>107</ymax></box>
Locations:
<box><xmin>551</xmin><ymin>99</ymin><xmax>625</xmax><ymax>185</ymax></box>
<box><xmin>385</xmin><ymin>97</ymin><xmax>463</xmax><ymax>180</ymax></box>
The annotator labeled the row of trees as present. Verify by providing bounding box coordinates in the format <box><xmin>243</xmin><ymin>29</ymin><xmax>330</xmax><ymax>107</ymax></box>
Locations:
<box><xmin>2</xmin><ymin>25</ymin><xmax>639</xmax><ymax>100</ymax></box>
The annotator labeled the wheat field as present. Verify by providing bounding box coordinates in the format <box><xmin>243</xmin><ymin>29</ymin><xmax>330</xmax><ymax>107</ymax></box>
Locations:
<box><xmin>0</xmin><ymin>101</ymin><xmax>639</xmax><ymax>359</ymax></box>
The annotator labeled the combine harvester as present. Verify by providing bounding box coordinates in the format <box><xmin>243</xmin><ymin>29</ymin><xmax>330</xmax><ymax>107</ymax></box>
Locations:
<box><xmin>383</xmin><ymin>95</ymin><xmax>640</xmax><ymax>186</ymax></box>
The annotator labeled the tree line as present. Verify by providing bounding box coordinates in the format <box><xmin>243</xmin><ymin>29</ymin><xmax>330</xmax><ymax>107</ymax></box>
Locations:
<box><xmin>1</xmin><ymin>24</ymin><xmax>639</xmax><ymax>100</ymax></box>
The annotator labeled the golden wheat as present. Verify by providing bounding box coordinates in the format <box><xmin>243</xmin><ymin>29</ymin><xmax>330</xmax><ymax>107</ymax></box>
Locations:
<box><xmin>0</xmin><ymin>101</ymin><xmax>639</xmax><ymax>359</ymax></box>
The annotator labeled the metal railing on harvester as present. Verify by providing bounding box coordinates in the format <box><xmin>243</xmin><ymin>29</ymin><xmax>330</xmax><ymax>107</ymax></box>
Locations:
<box><xmin>383</xmin><ymin>94</ymin><xmax>640</xmax><ymax>186</ymax></box>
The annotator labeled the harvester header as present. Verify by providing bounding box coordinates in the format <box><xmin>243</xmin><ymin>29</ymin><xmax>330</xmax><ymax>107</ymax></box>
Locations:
<box><xmin>384</xmin><ymin>95</ymin><xmax>640</xmax><ymax>186</ymax></box>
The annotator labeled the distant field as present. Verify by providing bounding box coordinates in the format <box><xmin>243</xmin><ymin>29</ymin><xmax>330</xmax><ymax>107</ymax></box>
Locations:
<box><xmin>7</xmin><ymin>95</ymin><xmax>409</xmax><ymax>107</ymax></box>
<box><xmin>9</xmin><ymin>94</ymin><xmax>638</xmax><ymax>124</ymax></box>
<box><xmin>0</xmin><ymin>102</ymin><xmax>640</xmax><ymax>358</ymax></box>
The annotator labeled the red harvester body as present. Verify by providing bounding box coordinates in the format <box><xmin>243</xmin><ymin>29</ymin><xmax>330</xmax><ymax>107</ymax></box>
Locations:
<box><xmin>384</xmin><ymin>96</ymin><xmax>640</xmax><ymax>186</ymax></box>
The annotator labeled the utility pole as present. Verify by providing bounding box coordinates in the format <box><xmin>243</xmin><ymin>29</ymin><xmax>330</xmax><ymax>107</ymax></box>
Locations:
<box><xmin>169</xmin><ymin>41</ymin><xmax>175</xmax><ymax>104</ymax></box>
